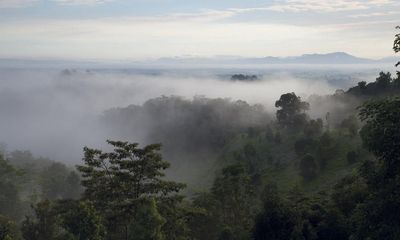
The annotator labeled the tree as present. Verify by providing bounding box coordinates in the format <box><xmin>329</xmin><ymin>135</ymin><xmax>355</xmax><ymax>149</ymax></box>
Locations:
<box><xmin>394</xmin><ymin>26</ymin><xmax>400</xmax><ymax>67</ymax></box>
<box><xmin>299</xmin><ymin>154</ymin><xmax>317</xmax><ymax>181</ymax></box>
<box><xmin>189</xmin><ymin>192</ymin><xmax>220</xmax><ymax>240</ymax></box>
<box><xmin>76</xmin><ymin>140</ymin><xmax>185</xmax><ymax>239</ymax></box>
<box><xmin>331</xmin><ymin>176</ymin><xmax>367</xmax><ymax>218</ymax></box>
<box><xmin>316</xmin><ymin>132</ymin><xmax>336</xmax><ymax>168</ymax></box>
<box><xmin>63</xmin><ymin>171</ymin><xmax>82</xmax><ymax>199</ymax></box>
<box><xmin>294</xmin><ymin>138</ymin><xmax>315</xmax><ymax>157</ymax></box>
<box><xmin>350</xmin><ymin>97</ymin><xmax>400</xmax><ymax>239</ymax></box>
<box><xmin>157</xmin><ymin>196</ymin><xmax>196</xmax><ymax>240</ymax></box>
<box><xmin>128</xmin><ymin>198</ymin><xmax>165</xmax><ymax>240</ymax></box>
<box><xmin>211</xmin><ymin>165</ymin><xmax>256</xmax><ymax>239</ymax></box>
<box><xmin>57</xmin><ymin>200</ymin><xmax>106</xmax><ymax>240</ymax></box>
<box><xmin>0</xmin><ymin>215</ymin><xmax>18</xmax><ymax>240</ymax></box>
<box><xmin>275</xmin><ymin>93</ymin><xmax>309</xmax><ymax>129</ymax></box>
<box><xmin>340</xmin><ymin>115</ymin><xmax>359</xmax><ymax>137</ymax></box>
<box><xmin>394</xmin><ymin>26</ymin><xmax>400</xmax><ymax>85</ymax></box>
<box><xmin>242</xmin><ymin>143</ymin><xmax>260</xmax><ymax>174</ymax></box>
<box><xmin>39</xmin><ymin>162</ymin><xmax>69</xmax><ymax>200</ymax></box>
<box><xmin>375</xmin><ymin>72</ymin><xmax>391</xmax><ymax>89</ymax></box>
<box><xmin>253</xmin><ymin>184</ymin><xmax>298</xmax><ymax>240</ymax></box>
<box><xmin>358</xmin><ymin>81</ymin><xmax>367</xmax><ymax>90</ymax></box>
<box><xmin>0</xmin><ymin>154</ymin><xmax>22</xmax><ymax>220</ymax></box>
<box><xmin>359</xmin><ymin>97</ymin><xmax>400</xmax><ymax>177</ymax></box>
<box><xmin>303</xmin><ymin>118</ymin><xmax>323</xmax><ymax>137</ymax></box>
<box><xmin>343</xmin><ymin>34</ymin><xmax>400</xmax><ymax>239</ymax></box>
<box><xmin>21</xmin><ymin>200</ymin><xmax>61</xmax><ymax>240</ymax></box>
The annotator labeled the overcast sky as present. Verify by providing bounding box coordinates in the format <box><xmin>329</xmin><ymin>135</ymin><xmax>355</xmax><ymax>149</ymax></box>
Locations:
<box><xmin>0</xmin><ymin>0</ymin><xmax>399</xmax><ymax>60</ymax></box>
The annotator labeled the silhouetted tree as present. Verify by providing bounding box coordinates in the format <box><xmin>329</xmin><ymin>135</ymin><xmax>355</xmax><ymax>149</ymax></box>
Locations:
<box><xmin>275</xmin><ymin>93</ymin><xmax>309</xmax><ymax>129</ymax></box>
<box><xmin>394</xmin><ymin>26</ymin><xmax>400</xmax><ymax>67</ymax></box>
<box><xmin>375</xmin><ymin>72</ymin><xmax>391</xmax><ymax>89</ymax></box>
<box><xmin>358</xmin><ymin>81</ymin><xmax>367</xmax><ymax>90</ymax></box>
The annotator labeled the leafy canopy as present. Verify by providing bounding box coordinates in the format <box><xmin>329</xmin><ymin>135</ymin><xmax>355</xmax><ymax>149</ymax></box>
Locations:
<box><xmin>275</xmin><ymin>92</ymin><xmax>309</xmax><ymax>129</ymax></box>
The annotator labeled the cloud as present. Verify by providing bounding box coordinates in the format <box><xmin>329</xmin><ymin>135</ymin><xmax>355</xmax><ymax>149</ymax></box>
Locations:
<box><xmin>52</xmin><ymin>0</ymin><xmax>114</xmax><ymax>5</ymax></box>
<box><xmin>350</xmin><ymin>11</ymin><xmax>400</xmax><ymax>18</ymax></box>
<box><xmin>0</xmin><ymin>17</ymin><xmax>330</xmax><ymax>59</ymax></box>
<box><xmin>0</xmin><ymin>0</ymin><xmax>115</xmax><ymax>8</ymax></box>
<box><xmin>131</xmin><ymin>8</ymin><xmax>273</xmax><ymax>23</ymax></box>
<box><xmin>0</xmin><ymin>5</ymin><xmax>396</xmax><ymax>59</ymax></box>
<box><xmin>267</xmin><ymin>0</ymin><xmax>395</xmax><ymax>13</ymax></box>
<box><xmin>147</xmin><ymin>9</ymin><xmax>238</xmax><ymax>22</ymax></box>
<box><xmin>0</xmin><ymin>0</ymin><xmax>38</xmax><ymax>8</ymax></box>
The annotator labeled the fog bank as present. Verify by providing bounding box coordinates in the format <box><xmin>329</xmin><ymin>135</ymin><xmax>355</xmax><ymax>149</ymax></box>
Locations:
<box><xmin>0</xmin><ymin>67</ymin><xmax>370</xmax><ymax>163</ymax></box>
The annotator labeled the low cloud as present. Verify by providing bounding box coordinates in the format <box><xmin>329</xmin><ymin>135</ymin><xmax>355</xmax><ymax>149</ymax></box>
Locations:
<box><xmin>0</xmin><ymin>0</ymin><xmax>38</xmax><ymax>8</ymax></box>
<box><xmin>267</xmin><ymin>0</ymin><xmax>395</xmax><ymax>13</ymax></box>
<box><xmin>0</xmin><ymin>69</ymin><xmax>337</xmax><ymax>163</ymax></box>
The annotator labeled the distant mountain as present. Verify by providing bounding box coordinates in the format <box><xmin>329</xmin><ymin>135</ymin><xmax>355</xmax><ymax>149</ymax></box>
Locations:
<box><xmin>153</xmin><ymin>52</ymin><xmax>395</xmax><ymax>65</ymax></box>
<box><xmin>0</xmin><ymin>52</ymin><xmax>396</xmax><ymax>68</ymax></box>
<box><xmin>283</xmin><ymin>52</ymin><xmax>372</xmax><ymax>64</ymax></box>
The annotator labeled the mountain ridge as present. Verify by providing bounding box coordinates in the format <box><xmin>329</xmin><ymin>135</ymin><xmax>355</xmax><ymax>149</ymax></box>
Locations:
<box><xmin>0</xmin><ymin>52</ymin><xmax>396</xmax><ymax>68</ymax></box>
<box><xmin>154</xmin><ymin>52</ymin><xmax>395</xmax><ymax>65</ymax></box>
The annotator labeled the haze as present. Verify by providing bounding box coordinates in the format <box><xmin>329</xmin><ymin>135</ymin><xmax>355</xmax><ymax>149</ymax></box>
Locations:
<box><xmin>0</xmin><ymin>0</ymin><xmax>399</xmax><ymax>60</ymax></box>
<box><xmin>0</xmin><ymin>65</ymin><xmax>391</xmax><ymax>163</ymax></box>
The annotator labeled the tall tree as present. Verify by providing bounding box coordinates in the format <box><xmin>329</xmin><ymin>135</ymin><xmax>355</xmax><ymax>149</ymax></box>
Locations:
<box><xmin>77</xmin><ymin>140</ymin><xmax>185</xmax><ymax>239</ymax></box>
<box><xmin>351</xmin><ymin>97</ymin><xmax>400</xmax><ymax>239</ymax></box>
<box><xmin>211</xmin><ymin>164</ymin><xmax>256</xmax><ymax>239</ymax></box>
<box><xmin>275</xmin><ymin>93</ymin><xmax>309</xmax><ymax>129</ymax></box>
<box><xmin>394</xmin><ymin>26</ymin><xmax>400</xmax><ymax>81</ymax></box>
<box><xmin>394</xmin><ymin>26</ymin><xmax>400</xmax><ymax>67</ymax></box>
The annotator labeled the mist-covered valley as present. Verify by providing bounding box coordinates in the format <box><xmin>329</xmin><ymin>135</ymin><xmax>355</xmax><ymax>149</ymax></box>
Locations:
<box><xmin>0</xmin><ymin>65</ymin><xmax>388</xmax><ymax>162</ymax></box>
<box><xmin>2</xmin><ymin>60</ymin><xmax>400</xmax><ymax>239</ymax></box>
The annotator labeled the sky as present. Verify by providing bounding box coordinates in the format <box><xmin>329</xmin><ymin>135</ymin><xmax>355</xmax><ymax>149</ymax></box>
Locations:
<box><xmin>0</xmin><ymin>0</ymin><xmax>399</xmax><ymax>60</ymax></box>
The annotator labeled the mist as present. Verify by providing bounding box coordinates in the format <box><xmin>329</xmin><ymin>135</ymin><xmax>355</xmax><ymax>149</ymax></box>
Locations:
<box><xmin>0</xmin><ymin>66</ymin><xmax>380</xmax><ymax>165</ymax></box>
